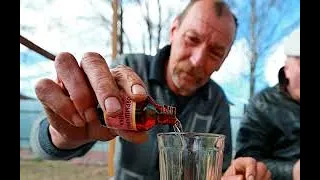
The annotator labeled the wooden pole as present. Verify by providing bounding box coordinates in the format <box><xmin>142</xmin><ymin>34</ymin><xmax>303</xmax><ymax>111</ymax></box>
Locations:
<box><xmin>111</xmin><ymin>0</ymin><xmax>118</xmax><ymax>61</ymax></box>
<box><xmin>108</xmin><ymin>0</ymin><xmax>118</xmax><ymax>178</ymax></box>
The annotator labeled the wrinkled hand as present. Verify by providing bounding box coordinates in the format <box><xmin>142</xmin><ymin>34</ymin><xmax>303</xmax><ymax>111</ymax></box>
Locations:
<box><xmin>222</xmin><ymin>157</ymin><xmax>271</xmax><ymax>180</ymax></box>
<box><xmin>35</xmin><ymin>52</ymin><xmax>149</xmax><ymax>149</ymax></box>
<box><xmin>293</xmin><ymin>159</ymin><xmax>300</xmax><ymax>180</ymax></box>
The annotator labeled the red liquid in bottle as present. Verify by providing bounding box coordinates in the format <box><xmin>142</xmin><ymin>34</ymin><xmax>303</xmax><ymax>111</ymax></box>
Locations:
<box><xmin>99</xmin><ymin>91</ymin><xmax>177</xmax><ymax>131</ymax></box>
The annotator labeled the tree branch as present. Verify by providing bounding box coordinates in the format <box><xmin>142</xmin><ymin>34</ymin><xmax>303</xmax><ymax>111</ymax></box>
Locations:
<box><xmin>156</xmin><ymin>0</ymin><xmax>162</xmax><ymax>52</ymax></box>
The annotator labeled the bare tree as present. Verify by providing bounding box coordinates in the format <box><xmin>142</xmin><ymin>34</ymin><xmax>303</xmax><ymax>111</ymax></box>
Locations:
<box><xmin>134</xmin><ymin>0</ymin><xmax>152</xmax><ymax>54</ymax></box>
<box><xmin>82</xmin><ymin>0</ymin><xmax>174</xmax><ymax>56</ymax></box>
<box><xmin>21</xmin><ymin>0</ymin><xmax>176</xmax><ymax>58</ymax></box>
<box><xmin>142</xmin><ymin>33</ymin><xmax>146</xmax><ymax>54</ymax></box>
<box><xmin>226</xmin><ymin>0</ymin><xmax>300</xmax><ymax>98</ymax></box>
<box><xmin>156</xmin><ymin>0</ymin><xmax>162</xmax><ymax>52</ymax></box>
<box><xmin>118</xmin><ymin>1</ymin><xmax>133</xmax><ymax>54</ymax></box>
<box><xmin>76</xmin><ymin>0</ymin><xmax>134</xmax><ymax>57</ymax></box>
<box><xmin>119</xmin><ymin>0</ymin><xmax>124</xmax><ymax>54</ymax></box>
<box><xmin>133</xmin><ymin>0</ymin><xmax>174</xmax><ymax>54</ymax></box>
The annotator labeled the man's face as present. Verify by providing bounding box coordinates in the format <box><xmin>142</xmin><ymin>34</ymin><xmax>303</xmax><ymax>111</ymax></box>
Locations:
<box><xmin>285</xmin><ymin>56</ymin><xmax>300</xmax><ymax>102</ymax></box>
<box><xmin>166</xmin><ymin>0</ymin><xmax>235</xmax><ymax>96</ymax></box>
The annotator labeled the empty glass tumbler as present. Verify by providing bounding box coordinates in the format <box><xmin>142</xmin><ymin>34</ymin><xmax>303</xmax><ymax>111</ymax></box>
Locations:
<box><xmin>157</xmin><ymin>132</ymin><xmax>225</xmax><ymax>180</ymax></box>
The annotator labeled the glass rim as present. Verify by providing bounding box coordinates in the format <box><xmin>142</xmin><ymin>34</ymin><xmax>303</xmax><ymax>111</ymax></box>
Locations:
<box><xmin>157</xmin><ymin>132</ymin><xmax>225</xmax><ymax>138</ymax></box>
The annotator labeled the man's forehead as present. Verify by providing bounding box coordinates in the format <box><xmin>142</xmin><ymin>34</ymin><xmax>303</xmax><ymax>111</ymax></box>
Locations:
<box><xmin>181</xmin><ymin>1</ymin><xmax>235</xmax><ymax>40</ymax></box>
<box><xmin>181</xmin><ymin>15</ymin><xmax>235</xmax><ymax>45</ymax></box>
<box><xmin>194</xmin><ymin>16</ymin><xmax>232</xmax><ymax>38</ymax></box>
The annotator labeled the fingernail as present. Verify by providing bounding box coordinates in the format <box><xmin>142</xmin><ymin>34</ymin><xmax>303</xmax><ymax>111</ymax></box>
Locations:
<box><xmin>248</xmin><ymin>175</ymin><xmax>254</xmax><ymax>180</ymax></box>
<box><xmin>131</xmin><ymin>84</ymin><xmax>147</xmax><ymax>95</ymax></box>
<box><xmin>84</xmin><ymin>108</ymin><xmax>97</xmax><ymax>123</ymax></box>
<box><xmin>105</xmin><ymin>97</ymin><xmax>121</xmax><ymax>114</ymax></box>
<box><xmin>72</xmin><ymin>114</ymin><xmax>85</xmax><ymax>127</ymax></box>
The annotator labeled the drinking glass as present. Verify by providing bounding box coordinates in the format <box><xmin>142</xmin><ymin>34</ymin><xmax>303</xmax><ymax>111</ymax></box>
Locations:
<box><xmin>157</xmin><ymin>132</ymin><xmax>225</xmax><ymax>180</ymax></box>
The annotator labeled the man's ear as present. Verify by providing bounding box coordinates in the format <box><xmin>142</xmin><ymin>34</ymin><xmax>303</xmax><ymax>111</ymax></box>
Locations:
<box><xmin>278</xmin><ymin>66</ymin><xmax>289</xmax><ymax>86</ymax></box>
<box><xmin>169</xmin><ymin>17</ymin><xmax>181</xmax><ymax>43</ymax></box>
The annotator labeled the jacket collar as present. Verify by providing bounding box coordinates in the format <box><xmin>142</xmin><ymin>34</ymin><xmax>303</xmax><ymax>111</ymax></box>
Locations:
<box><xmin>148</xmin><ymin>45</ymin><xmax>171</xmax><ymax>84</ymax></box>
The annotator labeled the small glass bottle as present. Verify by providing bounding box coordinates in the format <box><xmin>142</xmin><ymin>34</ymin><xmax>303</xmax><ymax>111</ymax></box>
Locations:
<box><xmin>97</xmin><ymin>91</ymin><xmax>177</xmax><ymax>131</ymax></box>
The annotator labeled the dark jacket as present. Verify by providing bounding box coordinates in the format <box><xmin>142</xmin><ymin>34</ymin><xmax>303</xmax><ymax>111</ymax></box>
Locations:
<box><xmin>235</xmin><ymin>67</ymin><xmax>300</xmax><ymax>180</ymax></box>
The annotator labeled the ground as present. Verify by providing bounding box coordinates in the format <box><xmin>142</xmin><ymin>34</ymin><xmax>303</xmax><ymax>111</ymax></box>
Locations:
<box><xmin>20</xmin><ymin>149</ymin><xmax>113</xmax><ymax>180</ymax></box>
<box><xmin>20</xmin><ymin>159</ymin><xmax>110</xmax><ymax>180</ymax></box>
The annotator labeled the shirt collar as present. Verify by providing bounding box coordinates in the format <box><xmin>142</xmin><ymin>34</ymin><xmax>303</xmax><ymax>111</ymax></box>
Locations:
<box><xmin>148</xmin><ymin>45</ymin><xmax>171</xmax><ymax>85</ymax></box>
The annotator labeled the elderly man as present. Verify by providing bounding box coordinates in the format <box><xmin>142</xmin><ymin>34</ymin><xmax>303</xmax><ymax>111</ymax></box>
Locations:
<box><xmin>235</xmin><ymin>29</ymin><xmax>300</xmax><ymax>180</ymax></box>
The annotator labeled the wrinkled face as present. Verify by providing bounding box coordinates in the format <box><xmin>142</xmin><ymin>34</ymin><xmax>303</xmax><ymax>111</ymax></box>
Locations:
<box><xmin>166</xmin><ymin>0</ymin><xmax>236</xmax><ymax>96</ymax></box>
<box><xmin>285</xmin><ymin>56</ymin><xmax>300</xmax><ymax>102</ymax></box>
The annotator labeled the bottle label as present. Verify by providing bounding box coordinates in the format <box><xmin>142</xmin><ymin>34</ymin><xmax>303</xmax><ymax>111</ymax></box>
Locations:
<box><xmin>105</xmin><ymin>92</ymin><xmax>137</xmax><ymax>131</ymax></box>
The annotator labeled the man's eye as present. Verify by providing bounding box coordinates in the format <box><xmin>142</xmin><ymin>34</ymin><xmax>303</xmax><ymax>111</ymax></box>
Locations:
<box><xmin>185</xmin><ymin>35</ymin><xmax>199</xmax><ymax>45</ymax></box>
<box><xmin>210</xmin><ymin>51</ymin><xmax>223</xmax><ymax>60</ymax></box>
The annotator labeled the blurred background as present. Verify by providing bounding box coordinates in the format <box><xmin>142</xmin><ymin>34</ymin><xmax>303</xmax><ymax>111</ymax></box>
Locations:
<box><xmin>20</xmin><ymin>0</ymin><xmax>300</xmax><ymax>179</ymax></box>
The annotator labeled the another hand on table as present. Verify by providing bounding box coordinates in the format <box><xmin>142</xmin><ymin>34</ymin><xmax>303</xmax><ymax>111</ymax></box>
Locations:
<box><xmin>293</xmin><ymin>159</ymin><xmax>300</xmax><ymax>180</ymax></box>
<box><xmin>222</xmin><ymin>157</ymin><xmax>271</xmax><ymax>180</ymax></box>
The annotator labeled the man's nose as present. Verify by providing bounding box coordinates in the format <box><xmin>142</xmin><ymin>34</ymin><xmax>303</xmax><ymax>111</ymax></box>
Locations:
<box><xmin>190</xmin><ymin>47</ymin><xmax>206</xmax><ymax>67</ymax></box>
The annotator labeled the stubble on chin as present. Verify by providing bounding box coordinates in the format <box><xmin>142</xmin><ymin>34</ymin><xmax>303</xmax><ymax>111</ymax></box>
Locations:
<box><xmin>172</xmin><ymin>73</ymin><xmax>198</xmax><ymax>96</ymax></box>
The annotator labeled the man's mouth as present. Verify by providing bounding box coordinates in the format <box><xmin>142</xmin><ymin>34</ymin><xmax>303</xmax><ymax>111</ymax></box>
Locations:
<box><xmin>180</xmin><ymin>72</ymin><xmax>195</xmax><ymax>82</ymax></box>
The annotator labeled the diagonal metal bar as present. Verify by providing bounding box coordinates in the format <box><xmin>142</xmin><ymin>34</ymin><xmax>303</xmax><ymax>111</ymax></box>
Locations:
<box><xmin>20</xmin><ymin>35</ymin><xmax>56</xmax><ymax>61</ymax></box>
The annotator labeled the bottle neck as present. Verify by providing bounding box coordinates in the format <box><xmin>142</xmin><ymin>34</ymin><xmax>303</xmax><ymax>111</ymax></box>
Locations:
<box><xmin>157</xmin><ymin>114</ymin><xmax>176</xmax><ymax>125</ymax></box>
<box><xmin>141</xmin><ymin>104</ymin><xmax>177</xmax><ymax>125</ymax></box>
<box><xmin>143</xmin><ymin>95</ymin><xmax>177</xmax><ymax>125</ymax></box>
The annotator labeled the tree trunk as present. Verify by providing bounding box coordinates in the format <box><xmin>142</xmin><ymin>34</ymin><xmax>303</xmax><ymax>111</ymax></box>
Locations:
<box><xmin>119</xmin><ymin>0</ymin><xmax>124</xmax><ymax>54</ymax></box>
<box><xmin>144</xmin><ymin>1</ymin><xmax>152</xmax><ymax>54</ymax></box>
<box><xmin>249</xmin><ymin>0</ymin><xmax>257</xmax><ymax>98</ymax></box>
<box><xmin>156</xmin><ymin>0</ymin><xmax>162</xmax><ymax>52</ymax></box>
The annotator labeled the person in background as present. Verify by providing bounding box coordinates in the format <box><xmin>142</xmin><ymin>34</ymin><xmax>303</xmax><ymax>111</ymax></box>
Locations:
<box><xmin>30</xmin><ymin>0</ymin><xmax>271</xmax><ymax>179</ymax></box>
<box><xmin>235</xmin><ymin>29</ymin><xmax>300</xmax><ymax>180</ymax></box>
